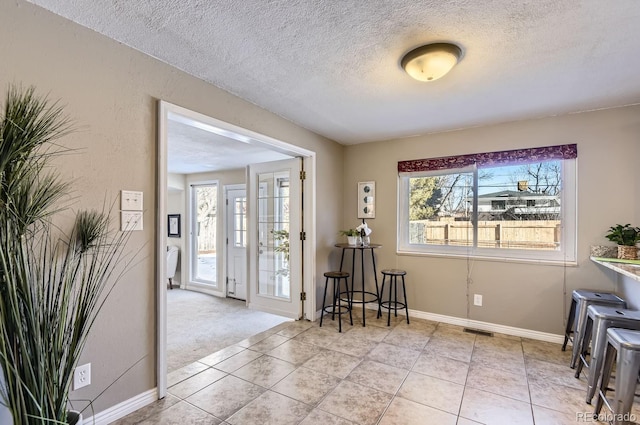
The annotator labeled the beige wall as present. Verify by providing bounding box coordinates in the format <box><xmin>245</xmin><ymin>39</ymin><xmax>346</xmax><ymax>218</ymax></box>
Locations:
<box><xmin>344</xmin><ymin>105</ymin><xmax>640</xmax><ymax>334</ymax></box>
<box><xmin>0</xmin><ymin>0</ymin><xmax>343</xmax><ymax>415</ymax></box>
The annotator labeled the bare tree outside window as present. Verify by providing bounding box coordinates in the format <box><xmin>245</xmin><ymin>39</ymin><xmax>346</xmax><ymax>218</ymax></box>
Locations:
<box><xmin>406</xmin><ymin>161</ymin><xmax>564</xmax><ymax>251</ymax></box>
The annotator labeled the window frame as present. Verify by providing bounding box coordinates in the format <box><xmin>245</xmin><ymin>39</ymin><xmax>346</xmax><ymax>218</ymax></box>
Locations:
<box><xmin>397</xmin><ymin>159</ymin><xmax>577</xmax><ymax>264</ymax></box>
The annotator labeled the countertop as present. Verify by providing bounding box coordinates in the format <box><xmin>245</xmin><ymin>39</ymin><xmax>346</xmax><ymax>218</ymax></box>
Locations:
<box><xmin>591</xmin><ymin>256</ymin><xmax>640</xmax><ymax>283</ymax></box>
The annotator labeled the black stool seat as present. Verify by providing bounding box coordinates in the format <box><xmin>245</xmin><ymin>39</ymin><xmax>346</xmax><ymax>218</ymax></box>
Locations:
<box><xmin>324</xmin><ymin>271</ymin><xmax>350</xmax><ymax>279</ymax></box>
<box><xmin>381</xmin><ymin>269</ymin><xmax>406</xmax><ymax>276</ymax></box>
<box><xmin>320</xmin><ymin>271</ymin><xmax>352</xmax><ymax>332</ymax></box>
<box><xmin>379</xmin><ymin>269</ymin><xmax>409</xmax><ymax>326</ymax></box>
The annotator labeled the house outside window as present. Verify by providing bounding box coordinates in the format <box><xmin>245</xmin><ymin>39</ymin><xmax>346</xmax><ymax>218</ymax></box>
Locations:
<box><xmin>397</xmin><ymin>144</ymin><xmax>577</xmax><ymax>263</ymax></box>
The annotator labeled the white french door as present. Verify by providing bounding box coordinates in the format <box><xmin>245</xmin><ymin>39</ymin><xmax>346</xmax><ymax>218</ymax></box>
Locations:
<box><xmin>247</xmin><ymin>158</ymin><xmax>302</xmax><ymax>319</ymax></box>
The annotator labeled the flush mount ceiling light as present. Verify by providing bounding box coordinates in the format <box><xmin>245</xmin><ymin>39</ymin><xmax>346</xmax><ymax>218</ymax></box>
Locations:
<box><xmin>401</xmin><ymin>43</ymin><xmax>462</xmax><ymax>82</ymax></box>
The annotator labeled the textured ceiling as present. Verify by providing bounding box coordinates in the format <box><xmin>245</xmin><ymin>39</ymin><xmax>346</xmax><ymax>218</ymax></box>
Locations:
<box><xmin>27</xmin><ymin>0</ymin><xmax>640</xmax><ymax>145</ymax></box>
<box><xmin>167</xmin><ymin>116</ymin><xmax>292</xmax><ymax>174</ymax></box>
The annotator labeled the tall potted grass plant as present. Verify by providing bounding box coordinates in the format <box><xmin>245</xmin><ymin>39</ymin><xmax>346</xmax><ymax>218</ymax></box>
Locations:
<box><xmin>0</xmin><ymin>86</ymin><xmax>131</xmax><ymax>424</ymax></box>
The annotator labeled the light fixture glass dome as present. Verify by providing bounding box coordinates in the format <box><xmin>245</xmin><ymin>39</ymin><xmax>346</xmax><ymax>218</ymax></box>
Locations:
<box><xmin>401</xmin><ymin>43</ymin><xmax>462</xmax><ymax>82</ymax></box>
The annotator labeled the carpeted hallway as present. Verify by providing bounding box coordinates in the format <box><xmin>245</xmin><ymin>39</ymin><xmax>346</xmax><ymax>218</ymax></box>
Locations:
<box><xmin>167</xmin><ymin>289</ymin><xmax>291</xmax><ymax>372</ymax></box>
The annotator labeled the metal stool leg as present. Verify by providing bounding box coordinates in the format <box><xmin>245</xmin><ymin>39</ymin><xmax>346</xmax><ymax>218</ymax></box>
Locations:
<box><xmin>393</xmin><ymin>276</ymin><xmax>399</xmax><ymax>318</ymax></box>
<box><xmin>343</xmin><ymin>277</ymin><xmax>353</xmax><ymax>326</ymax></box>
<box><xmin>387</xmin><ymin>276</ymin><xmax>393</xmax><ymax>326</ymax></box>
<box><xmin>331</xmin><ymin>278</ymin><xmax>338</xmax><ymax>322</ymax></box>
<box><xmin>563</xmin><ymin>297</ymin><xmax>577</xmax><ymax>351</ymax></box>
<box><xmin>575</xmin><ymin>313</ymin><xmax>594</xmax><ymax>379</ymax></box>
<box><xmin>586</xmin><ymin>318</ymin><xmax>614</xmax><ymax>403</ymax></box>
<box><xmin>378</xmin><ymin>274</ymin><xmax>386</xmax><ymax>319</ymax></box>
<box><xmin>360</xmin><ymin>249</ymin><xmax>366</xmax><ymax>327</ymax></box>
<box><xmin>320</xmin><ymin>276</ymin><xmax>329</xmax><ymax>328</ymax></box>
<box><xmin>612</xmin><ymin>349</ymin><xmax>640</xmax><ymax>422</ymax></box>
<box><xmin>594</xmin><ymin>342</ymin><xmax>616</xmax><ymax>419</ymax></box>
<box><xmin>371</xmin><ymin>247</ymin><xmax>380</xmax><ymax>319</ymax></box>
<box><xmin>402</xmin><ymin>275</ymin><xmax>409</xmax><ymax>324</ymax></box>
<box><xmin>335</xmin><ymin>277</ymin><xmax>342</xmax><ymax>332</ymax></box>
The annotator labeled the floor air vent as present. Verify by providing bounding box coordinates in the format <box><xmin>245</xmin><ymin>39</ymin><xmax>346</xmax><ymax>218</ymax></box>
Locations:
<box><xmin>463</xmin><ymin>328</ymin><xmax>494</xmax><ymax>337</ymax></box>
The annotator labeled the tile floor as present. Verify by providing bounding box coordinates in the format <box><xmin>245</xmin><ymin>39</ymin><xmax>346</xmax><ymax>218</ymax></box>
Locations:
<box><xmin>113</xmin><ymin>308</ymin><xmax>640</xmax><ymax>424</ymax></box>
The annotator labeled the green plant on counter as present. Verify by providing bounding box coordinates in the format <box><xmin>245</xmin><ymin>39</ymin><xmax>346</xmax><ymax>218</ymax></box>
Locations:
<box><xmin>605</xmin><ymin>224</ymin><xmax>640</xmax><ymax>246</ymax></box>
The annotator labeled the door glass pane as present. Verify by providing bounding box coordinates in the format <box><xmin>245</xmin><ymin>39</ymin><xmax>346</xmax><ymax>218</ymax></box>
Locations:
<box><xmin>257</xmin><ymin>171</ymin><xmax>290</xmax><ymax>300</ymax></box>
<box><xmin>233</xmin><ymin>197</ymin><xmax>246</xmax><ymax>248</ymax></box>
<box><xmin>193</xmin><ymin>184</ymin><xmax>217</xmax><ymax>283</ymax></box>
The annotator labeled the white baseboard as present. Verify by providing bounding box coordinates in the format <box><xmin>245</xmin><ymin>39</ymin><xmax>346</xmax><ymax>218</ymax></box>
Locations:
<box><xmin>83</xmin><ymin>388</ymin><xmax>157</xmax><ymax>425</ymax></box>
<box><xmin>318</xmin><ymin>304</ymin><xmax>564</xmax><ymax>344</ymax></box>
<box><xmin>406</xmin><ymin>308</ymin><xmax>564</xmax><ymax>344</ymax></box>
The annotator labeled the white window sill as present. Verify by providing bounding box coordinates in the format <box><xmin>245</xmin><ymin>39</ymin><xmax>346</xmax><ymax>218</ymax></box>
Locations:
<box><xmin>396</xmin><ymin>249</ymin><xmax>578</xmax><ymax>267</ymax></box>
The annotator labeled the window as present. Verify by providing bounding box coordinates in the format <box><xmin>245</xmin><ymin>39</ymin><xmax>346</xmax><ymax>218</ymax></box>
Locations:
<box><xmin>233</xmin><ymin>196</ymin><xmax>247</xmax><ymax>248</ymax></box>
<box><xmin>398</xmin><ymin>145</ymin><xmax>577</xmax><ymax>263</ymax></box>
<box><xmin>491</xmin><ymin>200</ymin><xmax>506</xmax><ymax>210</ymax></box>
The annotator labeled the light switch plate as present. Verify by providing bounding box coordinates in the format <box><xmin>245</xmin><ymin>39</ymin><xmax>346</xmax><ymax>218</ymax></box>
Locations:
<box><xmin>121</xmin><ymin>190</ymin><xmax>143</xmax><ymax>211</ymax></box>
<box><xmin>121</xmin><ymin>211</ymin><xmax>143</xmax><ymax>231</ymax></box>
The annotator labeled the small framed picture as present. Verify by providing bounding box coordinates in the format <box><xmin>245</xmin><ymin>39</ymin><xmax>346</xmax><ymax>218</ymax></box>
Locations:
<box><xmin>168</xmin><ymin>214</ymin><xmax>181</xmax><ymax>237</ymax></box>
<box><xmin>357</xmin><ymin>181</ymin><xmax>375</xmax><ymax>219</ymax></box>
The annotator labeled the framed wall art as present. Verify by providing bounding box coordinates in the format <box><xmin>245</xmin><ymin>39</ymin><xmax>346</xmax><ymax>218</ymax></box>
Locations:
<box><xmin>168</xmin><ymin>214</ymin><xmax>181</xmax><ymax>237</ymax></box>
<box><xmin>357</xmin><ymin>181</ymin><xmax>375</xmax><ymax>219</ymax></box>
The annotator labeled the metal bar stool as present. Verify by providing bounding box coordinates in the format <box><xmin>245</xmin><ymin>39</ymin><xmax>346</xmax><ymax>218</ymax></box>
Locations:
<box><xmin>594</xmin><ymin>328</ymin><xmax>640</xmax><ymax>424</ymax></box>
<box><xmin>574</xmin><ymin>305</ymin><xmax>640</xmax><ymax>404</ymax></box>
<box><xmin>320</xmin><ymin>271</ymin><xmax>352</xmax><ymax>332</ymax></box>
<box><xmin>379</xmin><ymin>269</ymin><xmax>409</xmax><ymax>326</ymax></box>
<box><xmin>562</xmin><ymin>290</ymin><xmax>626</xmax><ymax>368</ymax></box>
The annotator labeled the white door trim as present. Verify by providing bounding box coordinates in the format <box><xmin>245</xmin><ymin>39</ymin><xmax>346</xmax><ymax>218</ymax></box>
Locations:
<box><xmin>157</xmin><ymin>100</ymin><xmax>316</xmax><ymax>399</ymax></box>
<box><xmin>225</xmin><ymin>184</ymin><xmax>247</xmax><ymax>300</ymax></box>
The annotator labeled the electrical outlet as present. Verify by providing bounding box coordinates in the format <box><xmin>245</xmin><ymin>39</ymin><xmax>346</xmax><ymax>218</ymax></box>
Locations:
<box><xmin>474</xmin><ymin>294</ymin><xmax>483</xmax><ymax>306</ymax></box>
<box><xmin>73</xmin><ymin>363</ymin><xmax>91</xmax><ymax>390</ymax></box>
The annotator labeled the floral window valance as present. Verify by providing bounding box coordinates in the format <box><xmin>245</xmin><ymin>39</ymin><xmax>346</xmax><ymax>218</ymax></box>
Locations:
<box><xmin>397</xmin><ymin>144</ymin><xmax>577</xmax><ymax>173</ymax></box>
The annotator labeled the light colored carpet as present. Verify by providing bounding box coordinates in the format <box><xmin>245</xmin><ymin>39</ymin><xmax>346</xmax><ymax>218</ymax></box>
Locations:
<box><xmin>167</xmin><ymin>289</ymin><xmax>291</xmax><ymax>372</ymax></box>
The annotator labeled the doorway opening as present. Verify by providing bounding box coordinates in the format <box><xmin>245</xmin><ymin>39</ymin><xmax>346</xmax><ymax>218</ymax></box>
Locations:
<box><xmin>157</xmin><ymin>100</ymin><xmax>316</xmax><ymax>397</ymax></box>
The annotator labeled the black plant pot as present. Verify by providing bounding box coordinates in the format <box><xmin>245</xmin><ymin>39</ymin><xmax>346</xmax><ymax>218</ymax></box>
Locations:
<box><xmin>67</xmin><ymin>410</ymin><xmax>82</xmax><ymax>425</ymax></box>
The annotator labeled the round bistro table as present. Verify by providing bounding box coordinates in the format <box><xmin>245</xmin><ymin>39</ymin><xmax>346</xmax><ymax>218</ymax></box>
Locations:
<box><xmin>334</xmin><ymin>243</ymin><xmax>382</xmax><ymax>326</ymax></box>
